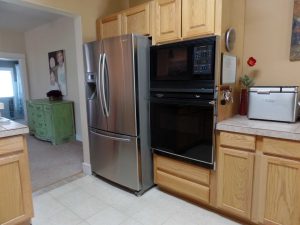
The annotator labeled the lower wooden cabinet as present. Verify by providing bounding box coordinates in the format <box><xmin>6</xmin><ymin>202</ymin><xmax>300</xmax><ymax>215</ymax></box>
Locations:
<box><xmin>258</xmin><ymin>155</ymin><xmax>300</xmax><ymax>225</ymax></box>
<box><xmin>0</xmin><ymin>135</ymin><xmax>33</xmax><ymax>225</ymax></box>
<box><xmin>154</xmin><ymin>154</ymin><xmax>210</xmax><ymax>204</ymax></box>
<box><xmin>217</xmin><ymin>147</ymin><xmax>254</xmax><ymax>219</ymax></box>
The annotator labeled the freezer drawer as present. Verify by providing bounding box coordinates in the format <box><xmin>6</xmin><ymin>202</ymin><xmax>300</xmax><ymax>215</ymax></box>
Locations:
<box><xmin>89</xmin><ymin>129</ymin><xmax>141</xmax><ymax>191</ymax></box>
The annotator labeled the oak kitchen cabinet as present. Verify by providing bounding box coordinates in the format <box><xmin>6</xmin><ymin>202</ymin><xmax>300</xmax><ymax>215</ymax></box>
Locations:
<box><xmin>0</xmin><ymin>135</ymin><xmax>33</xmax><ymax>225</ymax></box>
<box><xmin>97</xmin><ymin>2</ymin><xmax>153</xmax><ymax>40</ymax></box>
<box><xmin>216</xmin><ymin>131</ymin><xmax>300</xmax><ymax>225</ymax></box>
<box><xmin>152</xmin><ymin>0</ymin><xmax>216</xmax><ymax>43</ymax></box>
<box><xmin>217</xmin><ymin>132</ymin><xmax>255</xmax><ymax>220</ymax></box>
<box><xmin>154</xmin><ymin>0</ymin><xmax>182</xmax><ymax>43</ymax></box>
<box><xmin>97</xmin><ymin>13</ymin><xmax>122</xmax><ymax>40</ymax></box>
<box><xmin>182</xmin><ymin>0</ymin><xmax>215</xmax><ymax>39</ymax></box>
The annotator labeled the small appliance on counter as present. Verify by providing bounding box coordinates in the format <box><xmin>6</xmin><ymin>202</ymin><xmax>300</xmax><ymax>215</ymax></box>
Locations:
<box><xmin>248</xmin><ymin>86</ymin><xmax>300</xmax><ymax>123</ymax></box>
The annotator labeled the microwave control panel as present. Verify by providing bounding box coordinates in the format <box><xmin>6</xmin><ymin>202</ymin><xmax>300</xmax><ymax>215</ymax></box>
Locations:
<box><xmin>193</xmin><ymin>45</ymin><xmax>213</xmax><ymax>74</ymax></box>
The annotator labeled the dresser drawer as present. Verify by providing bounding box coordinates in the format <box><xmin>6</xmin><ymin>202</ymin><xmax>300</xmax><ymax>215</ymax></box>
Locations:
<box><xmin>44</xmin><ymin>105</ymin><xmax>52</xmax><ymax>111</ymax></box>
<box><xmin>0</xmin><ymin>136</ymin><xmax>24</xmax><ymax>156</ymax></box>
<box><xmin>220</xmin><ymin>132</ymin><xmax>256</xmax><ymax>151</ymax></box>
<box><xmin>259</xmin><ymin>137</ymin><xmax>300</xmax><ymax>160</ymax></box>
<box><xmin>33</xmin><ymin>104</ymin><xmax>43</xmax><ymax>111</ymax></box>
<box><xmin>154</xmin><ymin>154</ymin><xmax>210</xmax><ymax>186</ymax></box>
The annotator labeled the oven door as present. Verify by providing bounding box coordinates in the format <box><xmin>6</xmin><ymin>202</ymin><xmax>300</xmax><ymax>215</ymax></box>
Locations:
<box><xmin>150</xmin><ymin>96</ymin><xmax>215</xmax><ymax>169</ymax></box>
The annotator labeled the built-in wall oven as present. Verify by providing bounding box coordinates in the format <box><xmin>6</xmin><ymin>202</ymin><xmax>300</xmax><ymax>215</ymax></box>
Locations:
<box><xmin>150</xmin><ymin>36</ymin><xmax>217</xmax><ymax>169</ymax></box>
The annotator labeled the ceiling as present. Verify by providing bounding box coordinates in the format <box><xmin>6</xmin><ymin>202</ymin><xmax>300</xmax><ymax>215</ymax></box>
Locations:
<box><xmin>0</xmin><ymin>1</ymin><xmax>64</xmax><ymax>32</ymax></box>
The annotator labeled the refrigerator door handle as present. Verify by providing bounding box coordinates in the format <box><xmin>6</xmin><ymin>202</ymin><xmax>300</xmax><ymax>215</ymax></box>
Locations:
<box><xmin>104</xmin><ymin>54</ymin><xmax>110</xmax><ymax>116</ymax></box>
<box><xmin>101</xmin><ymin>53</ymin><xmax>109</xmax><ymax>117</ymax></box>
<box><xmin>97</xmin><ymin>53</ymin><xmax>105</xmax><ymax>115</ymax></box>
<box><xmin>90</xmin><ymin>130</ymin><xmax>131</xmax><ymax>142</ymax></box>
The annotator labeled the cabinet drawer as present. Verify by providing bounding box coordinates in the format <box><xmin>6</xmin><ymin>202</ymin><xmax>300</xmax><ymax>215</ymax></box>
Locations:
<box><xmin>154</xmin><ymin>154</ymin><xmax>210</xmax><ymax>186</ymax></box>
<box><xmin>156</xmin><ymin>169</ymin><xmax>210</xmax><ymax>204</ymax></box>
<box><xmin>44</xmin><ymin>105</ymin><xmax>52</xmax><ymax>111</ymax></box>
<box><xmin>33</xmin><ymin>105</ymin><xmax>43</xmax><ymax>111</ymax></box>
<box><xmin>0</xmin><ymin>136</ymin><xmax>24</xmax><ymax>156</ymax></box>
<box><xmin>260</xmin><ymin>137</ymin><xmax>300</xmax><ymax>160</ymax></box>
<box><xmin>220</xmin><ymin>132</ymin><xmax>256</xmax><ymax>151</ymax></box>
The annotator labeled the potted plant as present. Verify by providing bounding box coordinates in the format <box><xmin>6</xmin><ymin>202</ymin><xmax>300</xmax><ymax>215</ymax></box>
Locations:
<box><xmin>239</xmin><ymin>57</ymin><xmax>256</xmax><ymax>115</ymax></box>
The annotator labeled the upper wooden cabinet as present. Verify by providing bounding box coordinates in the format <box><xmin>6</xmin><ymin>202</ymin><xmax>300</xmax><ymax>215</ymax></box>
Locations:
<box><xmin>182</xmin><ymin>0</ymin><xmax>215</xmax><ymax>38</ymax></box>
<box><xmin>122</xmin><ymin>2</ymin><xmax>153</xmax><ymax>36</ymax></box>
<box><xmin>97</xmin><ymin>14</ymin><xmax>122</xmax><ymax>40</ymax></box>
<box><xmin>154</xmin><ymin>0</ymin><xmax>182</xmax><ymax>43</ymax></box>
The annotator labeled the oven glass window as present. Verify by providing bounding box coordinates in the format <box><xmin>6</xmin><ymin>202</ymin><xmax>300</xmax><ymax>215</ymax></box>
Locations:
<box><xmin>156</xmin><ymin>47</ymin><xmax>188</xmax><ymax>80</ymax></box>
<box><xmin>151</xmin><ymin>101</ymin><xmax>214</xmax><ymax>166</ymax></box>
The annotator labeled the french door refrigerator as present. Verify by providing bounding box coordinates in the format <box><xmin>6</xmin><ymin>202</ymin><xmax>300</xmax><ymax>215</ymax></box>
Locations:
<box><xmin>83</xmin><ymin>34</ymin><xmax>153</xmax><ymax>195</ymax></box>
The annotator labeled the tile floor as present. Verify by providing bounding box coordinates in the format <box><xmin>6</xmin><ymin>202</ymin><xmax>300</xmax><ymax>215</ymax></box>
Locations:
<box><xmin>32</xmin><ymin>175</ymin><xmax>241</xmax><ymax>225</ymax></box>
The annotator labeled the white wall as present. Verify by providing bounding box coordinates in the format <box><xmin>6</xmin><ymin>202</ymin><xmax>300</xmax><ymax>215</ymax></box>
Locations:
<box><xmin>0</xmin><ymin>29</ymin><xmax>26</xmax><ymax>54</ymax></box>
<box><xmin>25</xmin><ymin>16</ymin><xmax>82</xmax><ymax>140</ymax></box>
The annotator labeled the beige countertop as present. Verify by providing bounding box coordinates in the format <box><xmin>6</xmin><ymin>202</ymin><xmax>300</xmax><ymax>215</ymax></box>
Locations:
<box><xmin>0</xmin><ymin>118</ymin><xmax>29</xmax><ymax>138</ymax></box>
<box><xmin>216</xmin><ymin>115</ymin><xmax>300</xmax><ymax>141</ymax></box>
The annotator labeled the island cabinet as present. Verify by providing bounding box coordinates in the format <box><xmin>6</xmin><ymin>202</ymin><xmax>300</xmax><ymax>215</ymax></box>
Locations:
<box><xmin>0</xmin><ymin>135</ymin><xmax>33</xmax><ymax>225</ymax></box>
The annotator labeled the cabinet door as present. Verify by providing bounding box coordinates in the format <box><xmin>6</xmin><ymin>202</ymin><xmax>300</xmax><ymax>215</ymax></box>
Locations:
<box><xmin>258</xmin><ymin>155</ymin><xmax>300</xmax><ymax>225</ymax></box>
<box><xmin>154</xmin><ymin>0</ymin><xmax>181</xmax><ymax>43</ymax></box>
<box><xmin>97</xmin><ymin>14</ymin><xmax>122</xmax><ymax>40</ymax></box>
<box><xmin>0</xmin><ymin>137</ymin><xmax>33</xmax><ymax>225</ymax></box>
<box><xmin>182</xmin><ymin>0</ymin><xmax>215</xmax><ymax>38</ymax></box>
<box><xmin>122</xmin><ymin>2</ymin><xmax>152</xmax><ymax>36</ymax></box>
<box><xmin>217</xmin><ymin>147</ymin><xmax>254</xmax><ymax>219</ymax></box>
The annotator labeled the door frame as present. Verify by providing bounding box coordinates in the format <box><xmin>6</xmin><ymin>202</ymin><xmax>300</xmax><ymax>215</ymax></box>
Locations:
<box><xmin>0</xmin><ymin>0</ymin><xmax>91</xmax><ymax>174</ymax></box>
<box><xmin>0</xmin><ymin>52</ymin><xmax>29</xmax><ymax>121</ymax></box>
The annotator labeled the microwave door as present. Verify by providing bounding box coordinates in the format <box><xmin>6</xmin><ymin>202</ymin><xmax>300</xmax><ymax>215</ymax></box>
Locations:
<box><xmin>85</xmin><ymin>41</ymin><xmax>107</xmax><ymax>131</ymax></box>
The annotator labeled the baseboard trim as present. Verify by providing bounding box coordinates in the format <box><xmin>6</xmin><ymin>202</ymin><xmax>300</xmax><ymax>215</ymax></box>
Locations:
<box><xmin>82</xmin><ymin>162</ymin><xmax>92</xmax><ymax>175</ymax></box>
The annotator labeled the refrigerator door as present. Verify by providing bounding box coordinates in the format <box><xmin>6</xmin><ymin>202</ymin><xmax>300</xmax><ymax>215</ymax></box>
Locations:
<box><xmin>102</xmin><ymin>35</ymin><xmax>137</xmax><ymax>136</ymax></box>
<box><xmin>89</xmin><ymin>129</ymin><xmax>141</xmax><ymax>191</ymax></box>
<box><xmin>83</xmin><ymin>41</ymin><xmax>107</xmax><ymax>130</ymax></box>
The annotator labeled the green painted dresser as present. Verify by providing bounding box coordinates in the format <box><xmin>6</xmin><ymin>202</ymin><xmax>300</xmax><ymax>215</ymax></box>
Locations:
<box><xmin>27</xmin><ymin>99</ymin><xmax>75</xmax><ymax>145</ymax></box>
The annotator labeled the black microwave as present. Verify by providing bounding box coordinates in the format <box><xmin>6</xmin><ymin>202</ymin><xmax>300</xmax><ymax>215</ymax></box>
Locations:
<box><xmin>150</xmin><ymin>36</ymin><xmax>216</xmax><ymax>91</ymax></box>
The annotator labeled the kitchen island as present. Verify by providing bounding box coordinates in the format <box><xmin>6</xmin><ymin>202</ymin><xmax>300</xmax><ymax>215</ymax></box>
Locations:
<box><xmin>0</xmin><ymin>119</ymin><xmax>33</xmax><ymax>225</ymax></box>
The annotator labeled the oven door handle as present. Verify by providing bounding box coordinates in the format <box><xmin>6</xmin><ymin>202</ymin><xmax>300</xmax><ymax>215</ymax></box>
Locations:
<box><xmin>150</xmin><ymin>97</ymin><xmax>214</xmax><ymax>107</ymax></box>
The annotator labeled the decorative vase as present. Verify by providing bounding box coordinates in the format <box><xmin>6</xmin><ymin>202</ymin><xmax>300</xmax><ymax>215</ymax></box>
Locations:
<box><xmin>239</xmin><ymin>88</ymin><xmax>248</xmax><ymax>115</ymax></box>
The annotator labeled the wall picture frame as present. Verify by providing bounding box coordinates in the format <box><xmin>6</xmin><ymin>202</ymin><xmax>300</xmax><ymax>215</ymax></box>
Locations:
<box><xmin>48</xmin><ymin>50</ymin><xmax>67</xmax><ymax>95</ymax></box>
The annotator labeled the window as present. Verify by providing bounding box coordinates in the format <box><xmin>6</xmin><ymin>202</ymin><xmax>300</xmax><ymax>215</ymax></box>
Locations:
<box><xmin>0</xmin><ymin>68</ymin><xmax>14</xmax><ymax>98</ymax></box>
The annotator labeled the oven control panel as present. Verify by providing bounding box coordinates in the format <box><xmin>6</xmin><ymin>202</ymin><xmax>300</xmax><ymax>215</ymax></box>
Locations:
<box><xmin>193</xmin><ymin>45</ymin><xmax>213</xmax><ymax>74</ymax></box>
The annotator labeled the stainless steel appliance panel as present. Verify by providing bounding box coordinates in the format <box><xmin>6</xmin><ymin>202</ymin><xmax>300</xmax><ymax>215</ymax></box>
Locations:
<box><xmin>102</xmin><ymin>35</ymin><xmax>137</xmax><ymax>136</ymax></box>
<box><xmin>89</xmin><ymin>129</ymin><xmax>140</xmax><ymax>191</ymax></box>
<box><xmin>84</xmin><ymin>42</ymin><xmax>107</xmax><ymax>130</ymax></box>
<box><xmin>248</xmin><ymin>86</ymin><xmax>299</xmax><ymax>122</ymax></box>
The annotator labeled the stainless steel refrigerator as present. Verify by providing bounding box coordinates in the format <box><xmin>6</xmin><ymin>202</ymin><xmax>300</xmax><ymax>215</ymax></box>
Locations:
<box><xmin>83</xmin><ymin>34</ymin><xmax>153</xmax><ymax>195</ymax></box>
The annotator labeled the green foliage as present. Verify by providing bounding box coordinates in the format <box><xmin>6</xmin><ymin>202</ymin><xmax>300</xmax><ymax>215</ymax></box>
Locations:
<box><xmin>240</xmin><ymin>74</ymin><xmax>254</xmax><ymax>88</ymax></box>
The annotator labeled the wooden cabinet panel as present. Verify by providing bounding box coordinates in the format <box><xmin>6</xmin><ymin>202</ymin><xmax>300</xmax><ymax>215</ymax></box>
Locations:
<box><xmin>122</xmin><ymin>2</ymin><xmax>152</xmax><ymax>35</ymax></box>
<box><xmin>0</xmin><ymin>137</ymin><xmax>33</xmax><ymax>225</ymax></box>
<box><xmin>259</xmin><ymin>137</ymin><xmax>300</xmax><ymax>160</ymax></box>
<box><xmin>0</xmin><ymin>136</ymin><xmax>23</xmax><ymax>156</ymax></box>
<box><xmin>154</xmin><ymin>0</ymin><xmax>181</xmax><ymax>43</ymax></box>
<box><xmin>258</xmin><ymin>155</ymin><xmax>300</xmax><ymax>225</ymax></box>
<box><xmin>182</xmin><ymin>0</ymin><xmax>215</xmax><ymax>38</ymax></box>
<box><xmin>217</xmin><ymin>147</ymin><xmax>254</xmax><ymax>219</ymax></box>
<box><xmin>97</xmin><ymin>14</ymin><xmax>122</xmax><ymax>40</ymax></box>
<box><xmin>154</xmin><ymin>154</ymin><xmax>210</xmax><ymax>186</ymax></box>
<box><xmin>156</xmin><ymin>169</ymin><xmax>210</xmax><ymax>204</ymax></box>
<box><xmin>220</xmin><ymin>131</ymin><xmax>256</xmax><ymax>151</ymax></box>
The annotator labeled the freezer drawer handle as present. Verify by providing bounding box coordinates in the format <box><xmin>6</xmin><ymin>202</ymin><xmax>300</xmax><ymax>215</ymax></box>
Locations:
<box><xmin>90</xmin><ymin>131</ymin><xmax>131</xmax><ymax>142</ymax></box>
